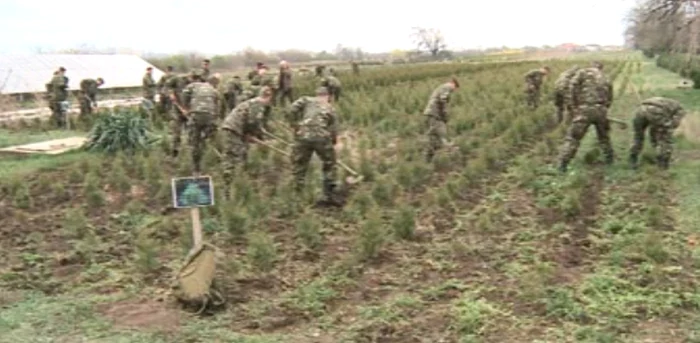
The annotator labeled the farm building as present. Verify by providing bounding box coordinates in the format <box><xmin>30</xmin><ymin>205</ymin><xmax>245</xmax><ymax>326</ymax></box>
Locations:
<box><xmin>0</xmin><ymin>54</ymin><xmax>164</xmax><ymax>98</ymax></box>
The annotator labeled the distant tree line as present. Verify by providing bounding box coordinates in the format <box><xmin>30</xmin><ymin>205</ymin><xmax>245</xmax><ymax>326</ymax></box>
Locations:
<box><xmin>626</xmin><ymin>0</ymin><xmax>700</xmax><ymax>56</ymax></box>
<box><xmin>626</xmin><ymin>0</ymin><xmax>700</xmax><ymax>86</ymax></box>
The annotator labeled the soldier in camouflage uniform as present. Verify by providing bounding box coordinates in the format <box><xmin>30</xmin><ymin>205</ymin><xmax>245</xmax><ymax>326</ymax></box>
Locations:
<box><xmin>78</xmin><ymin>77</ymin><xmax>104</xmax><ymax>118</ymax></box>
<box><xmin>201</xmin><ymin>59</ymin><xmax>211</xmax><ymax>80</ymax></box>
<box><xmin>182</xmin><ymin>70</ymin><xmax>220</xmax><ymax>173</ymax></box>
<box><xmin>351</xmin><ymin>61</ymin><xmax>360</xmax><ymax>75</ymax></box>
<box><xmin>224</xmin><ymin>76</ymin><xmax>243</xmax><ymax>113</ymax></box>
<box><xmin>157</xmin><ymin>66</ymin><xmax>175</xmax><ymax>114</ymax></box>
<box><xmin>287</xmin><ymin>87</ymin><xmax>341</xmax><ymax>205</ymax></box>
<box><xmin>629</xmin><ymin>97</ymin><xmax>686</xmax><ymax>170</ymax></box>
<box><xmin>320</xmin><ymin>74</ymin><xmax>342</xmax><ymax>103</ymax></box>
<box><xmin>423</xmin><ymin>78</ymin><xmax>460</xmax><ymax>162</ymax></box>
<box><xmin>553</xmin><ymin>65</ymin><xmax>579</xmax><ymax>124</ymax></box>
<box><xmin>557</xmin><ymin>62</ymin><xmax>614</xmax><ymax>172</ymax></box>
<box><xmin>315</xmin><ymin>65</ymin><xmax>325</xmax><ymax>77</ymax></box>
<box><xmin>242</xmin><ymin>66</ymin><xmax>275</xmax><ymax>102</ymax></box>
<box><xmin>50</xmin><ymin>67</ymin><xmax>69</xmax><ymax>128</ymax></box>
<box><xmin>206</xmin><ymin>74</ymin><xmax>226</xmax><ymax>119</ymax></box>
<box><xmin>142</xmin><ymin>67</ymin><xmax>157</xmax><ymax>110</ymax></box>
<box><xmin>524</xmin><ymin>66</ymin><xmax>550</xmax><ymax>109</ymax></box>
<box><xmin>277</xmin><ymin>60</ymin><xmax>294</xmax><ymax>106</ymax></box>
<box><xmin>248</xmin><ymin>62</ymin><xmax>264</xmax><ymax>81</ymax></box>
<box><xmin>219</xmin><ymin>86</ymin><xmax>274</xmax><ymax>198</ymax></box>
<box><xmin>166</xmin><ymin>73</ymin><xmax>193</xmax><ymax>158</ymax></box>
<box><xmin>45</xmin><ymin>71</ymin><xmax>58</xmax><ymax>114</ymax></box>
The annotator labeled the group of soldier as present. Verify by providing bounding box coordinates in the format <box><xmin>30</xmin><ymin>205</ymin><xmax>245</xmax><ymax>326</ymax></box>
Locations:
<box><xmin>45</xmin><ymin>58</ymin><xmax>684</xmax><ymax>209</ymax></box>
<box><xmin>44</xmin><ymin>67</ymin><xmax>104</xmax><ymax>127</ymax></box>
<box><xmin>146</xmin><ymin>59</ymin><xmax>346</xmax><ymax>206</ymax></box>
<box><xmin>519</xmin><ymin>61</ymin><xmax>685</xmax><ymax>171</ymax></box>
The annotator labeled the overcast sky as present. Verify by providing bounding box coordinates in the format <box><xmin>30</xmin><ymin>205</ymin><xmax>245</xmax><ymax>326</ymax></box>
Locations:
<box><xmin>0</xmin><ymin>0</ymin><xmax>637</xmax><ymax>54</ymax></box>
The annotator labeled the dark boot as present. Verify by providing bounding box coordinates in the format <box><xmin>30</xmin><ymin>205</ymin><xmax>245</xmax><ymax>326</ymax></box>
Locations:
<box><xmin>657</xmin><ymin>156</ymin><xmax>670</xmax><ymax>170</ymax></box>
<box><xmin>319</xmin><ymin>183</ymin><xmax>342</xmax><ymax>207</ymax></box>
<box><xmin>629</xmin><ymin>154</ymin><xmax>638</xmax><ymax>170</ymax></box>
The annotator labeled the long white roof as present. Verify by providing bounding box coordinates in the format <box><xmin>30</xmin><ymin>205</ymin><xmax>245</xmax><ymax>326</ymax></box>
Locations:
<box><xmin>0</xmin><ymin>54</ymin><xmax>164</xmax><ymax>94</ymax></box>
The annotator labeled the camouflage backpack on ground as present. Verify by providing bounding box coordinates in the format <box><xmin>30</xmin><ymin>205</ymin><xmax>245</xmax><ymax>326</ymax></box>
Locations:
<box><xmin>173</xmin><ymin>243</ymin><xmax>225</xmax><ymax>314</ymax></box>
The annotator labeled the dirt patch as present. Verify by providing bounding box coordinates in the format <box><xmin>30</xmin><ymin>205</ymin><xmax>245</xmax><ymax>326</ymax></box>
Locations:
<box><xmin>551</xmin><ymin>169</ymin><xmax>603</xmax><ymax>284</ymax></box>
<box><xmin>628</xmin><ymin>319</ymin><xmax>684</xmax><ymax>343</ymax></box>
<box><xmin>98</xmin><ymin>299</ymin><xmax>181</xmax><ymax>332</ymax></box>
<box><xmin>0</xmin><ymin>289</ymin><xmax>24</xmax><ymax>307</ymax></box>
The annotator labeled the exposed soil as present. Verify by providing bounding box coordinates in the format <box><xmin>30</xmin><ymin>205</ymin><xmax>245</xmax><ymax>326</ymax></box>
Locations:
<box><xmin>98</xmin><ymin>299</ymin><xmax>181</xmax><ymax>332</ymax></box>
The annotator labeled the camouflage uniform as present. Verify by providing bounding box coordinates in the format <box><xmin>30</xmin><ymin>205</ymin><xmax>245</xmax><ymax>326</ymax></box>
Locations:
<box><xmin>423</xmin><ymin>83</ymin><xmax>456</xmax><ymax>162</ymax></box>
<box><xmin>79</xmin><ymin>78</ymin><xmax>100</xmax><ymax>117</ymax></box>
<box><xmin>224</xmin><ymin>77</ymin><xmax>243</xmax><ymax>113</ymax></box>
<box><xmin>45</xmin><ymin>76</ymin><xmax>55</xmax><ymax>114</ymax></box>
<box><xmin>629</xmin><ymin>97</ymin><xmax>685</xmax><ymax>169</ymax></box>
<box><xmin>142</xmin><ymin>72</ymin><xmax>156</xmax><ymax>109</ymax></box>
<box><xmin>320</xmin><ymin>75</ymin><xmax>341</xmax><ymax>102</ymax></box>
<box><xmin>524</xmin><ymin>69</ymin><xmax>546</xmax><ymax>109</ymax></box>
<box><xmin>315</xmin><ymin>65</ymin><xmax>325</xmax><ymax>77</ymax></box>
<box><xmin>219</xmin><ymin>94</ymin><xmax>273</xmax><ymax>197</ymax></box>
<box><xmin>553</xmin><ymin>66</ymin><xmax>579</xmax><ymax>124</ymax></box>
<box><xmin>182</xmin><ymin>78</ymin><xmax>219</xmax><ymax>173</ymax></box>
<box><xmin>287</xmin><ymin>89</ymin><xmax>339</xmax><ymax>201</ymax></box>
<box><xmin>277</xmin><ymin>68</ymin><xmax>294</xmax><ymax>106</ymax></box>
<box><xmin>166</xmin><ymin>75</ymin><xmax>192</xmax><ymax>157</ymax></box>
<box><xmin>50</xmin><ymin>73</ymin><xmax>69</xmax><ymax>127</ymax></box>
<box><xmin>241</xmin><ymin>74</ymin><xmax>275</xmax><ymax>102</ymax></box>
<box><xmin>157</xmin><ymin>71</ymin><xmax>174</xmax><ymax>114</ymax></box>
<box><xmin>557</xmin><ymin>67</ymin><xmax>614</xmax><ymax>172</ymax></box>
<box><xmin>352</xmin><ymin>61</ymin><xmax>360</xmax><ymax>75</ymax></box>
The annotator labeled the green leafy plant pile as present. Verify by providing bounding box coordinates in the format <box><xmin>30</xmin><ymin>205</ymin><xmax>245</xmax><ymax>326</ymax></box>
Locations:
<box><xmin>84</xmin><ymin>110</ymin><xmax>158</xmax><ymax>154</ymax></box>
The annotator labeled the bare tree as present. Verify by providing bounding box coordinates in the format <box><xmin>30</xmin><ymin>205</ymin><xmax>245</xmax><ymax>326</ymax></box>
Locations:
<box><xmin>411</xmin><ymin>27</ymin><xmax>447</xmax><ymax>57</ymax></box>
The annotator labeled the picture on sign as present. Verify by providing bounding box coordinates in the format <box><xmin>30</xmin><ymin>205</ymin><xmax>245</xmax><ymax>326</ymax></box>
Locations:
<box><xmin>171</xmin><ymin>176</ymin><xmax>214</xmax><ymax>208</ymax></box>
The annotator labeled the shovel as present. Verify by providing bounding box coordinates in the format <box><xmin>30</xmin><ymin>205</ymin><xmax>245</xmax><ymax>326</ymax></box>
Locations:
<box><xmin>251</xmin><ymin>135</ymin><xmax>364</xmax><ymax>184</ymax></box>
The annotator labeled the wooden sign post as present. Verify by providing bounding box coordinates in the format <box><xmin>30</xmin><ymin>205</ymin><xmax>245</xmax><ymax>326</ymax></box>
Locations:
<box><xmin>171</xmin><ymin>175</ymin><xmax>215</xmax><ymax>251</ymax></box>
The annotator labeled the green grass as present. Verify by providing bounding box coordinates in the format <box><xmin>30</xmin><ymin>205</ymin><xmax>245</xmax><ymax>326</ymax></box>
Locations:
<box><xmin>0</xmin><ymin>128</ymin><xmax>89</xmax><ymax>178</ymax></box>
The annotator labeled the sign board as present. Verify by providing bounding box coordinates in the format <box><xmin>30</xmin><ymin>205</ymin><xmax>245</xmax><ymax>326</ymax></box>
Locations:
<box><xmin>171</xmin><ymin>176</ymin><xmax>214</xmax><ymax>208</ymax></box>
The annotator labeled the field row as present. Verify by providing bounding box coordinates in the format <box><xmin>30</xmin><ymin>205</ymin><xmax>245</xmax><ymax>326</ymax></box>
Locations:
<box><xmin>6</xmin><ymin>56</ymin><xmax>696</xmax><ymax>343</ymax></box>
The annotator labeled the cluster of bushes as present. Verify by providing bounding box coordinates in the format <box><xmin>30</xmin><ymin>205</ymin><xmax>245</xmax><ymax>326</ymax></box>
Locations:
<box><xmin>655</xmin><ymin>53</ymin><xmax>700</xmax><ymax>89</ymax></box>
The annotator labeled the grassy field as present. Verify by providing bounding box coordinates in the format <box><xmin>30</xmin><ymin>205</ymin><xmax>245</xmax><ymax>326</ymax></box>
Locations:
<box><xmin>1</xmin><ymin>52</ymin><xmax>700</xmax><ymax>343</ymax></box>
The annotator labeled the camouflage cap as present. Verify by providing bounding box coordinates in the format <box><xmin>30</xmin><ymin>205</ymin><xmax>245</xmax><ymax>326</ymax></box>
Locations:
<box><xmin>96</xmin><ymin>77</ymin><xmax>104</xmax><ymax>84</ymax></box>
<box><xmin>316</xmin><ymin>86</ymin><xmax>329</xmax><ymax>95</ymax></box>
<box><xmin>592</xmin><ymin>61</ymin><xmax>604</xmax><ymax>69</ymax></box>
